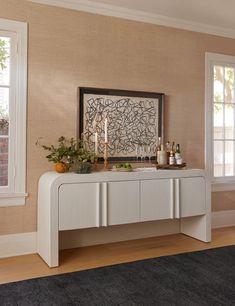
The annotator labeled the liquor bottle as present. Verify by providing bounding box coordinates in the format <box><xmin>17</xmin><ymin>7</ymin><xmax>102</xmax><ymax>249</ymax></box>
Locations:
<box><xmin>166</xmin><ymin>141</ymin><xmax>171</xmax><ymax>164</ymax></box>
<box><xmin>175</xmin><ymin>144</ymin><xmax>183</xmax><ymax>165</ymax></box>
<box><xmin>172</xmin><ymin>141</ymin><xmax>175</xmax><ymax>154</ymax></box>
<box><xmin>169</xmin><ymin>150</ymin><xmax>175</xmax><ymax>165</ymax></box>
<box><xmin>175</xmin><ymin>144</ymin><xmax>181</xmax><ymax>160</ymax></box>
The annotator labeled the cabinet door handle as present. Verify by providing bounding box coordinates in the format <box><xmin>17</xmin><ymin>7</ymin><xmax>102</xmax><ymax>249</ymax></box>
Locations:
<box><xmin>96</xmin><ymin>183</ymin><xmax>101</xmax><ymax>227</ymax></box>
<box><xmin>102</xmin><ymin>182</ymin><xmax>108</xmax><ymax>226</ymax></box>
<box><xmin>170</xmin><ymin>179</ymin><xmax>174</xmax><ymax>219</ymax></box>
<box><xmin>175</xmin><ymin>178</ymin><xmax>180</xmax><ymax>219</ymax></box>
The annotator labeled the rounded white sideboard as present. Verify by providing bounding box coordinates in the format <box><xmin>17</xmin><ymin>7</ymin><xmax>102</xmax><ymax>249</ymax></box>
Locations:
<box><xmin>37</xmin><ymin>169</ymin><xmax>211</xmax><ymax>267</ymax></box>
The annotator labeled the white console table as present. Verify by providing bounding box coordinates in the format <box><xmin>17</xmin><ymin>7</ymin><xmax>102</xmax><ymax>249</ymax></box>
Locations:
<box><xmin>37</xmin><ymin>169</ymin><xmax>211</xmax><ymax>267</ymax></box>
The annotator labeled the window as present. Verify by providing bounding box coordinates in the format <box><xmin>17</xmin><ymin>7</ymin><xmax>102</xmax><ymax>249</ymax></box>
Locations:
<box><xmin>206</xmin><ymin>53</ymin><xmax>235</xmax><ymax>190</ymax></box>
<box><xmin>0</xmin><ymin>18</ymin><xmax>27</xmax><ymax>206</ymax></box>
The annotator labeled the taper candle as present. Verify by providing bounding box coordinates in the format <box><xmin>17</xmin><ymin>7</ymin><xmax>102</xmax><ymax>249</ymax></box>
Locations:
<box><xmin>104</xmin><ymin>118</ymin><xmax>108</xmax><ymax>143</ymax></box>
<box><xmin>94</xmin><ymin>132</ymin><xmax>98</xmax><ymax>154</ymax></box>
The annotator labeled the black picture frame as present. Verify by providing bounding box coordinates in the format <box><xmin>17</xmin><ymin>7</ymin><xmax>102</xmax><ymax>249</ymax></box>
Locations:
<box><xmin>78</xmin><ymin>87</ymin><xmax>164</xmax><ymax>161</ymax></box>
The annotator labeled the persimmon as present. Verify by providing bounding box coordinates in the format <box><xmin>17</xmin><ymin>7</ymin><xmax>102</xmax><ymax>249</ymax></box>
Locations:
<box><xmin>55</xmin><ymin>162</ymin><xmax>68</xmax><ymax>173</ymax></box>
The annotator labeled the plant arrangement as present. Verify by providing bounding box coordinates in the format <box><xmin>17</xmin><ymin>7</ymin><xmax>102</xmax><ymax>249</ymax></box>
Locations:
<box><xmin>75</xmin><ymin>141</ymin><xmax>98</xmax><ymax>174</ymax></box>
<box><xmin>36</xmin><ymin>136</ymin><xmax>97</xmax><ymax>173</ymax></box>
<box><xmin>76</xmin><ymin>145</ymin><xmax>97</xmax><ymax>164</ymax></box>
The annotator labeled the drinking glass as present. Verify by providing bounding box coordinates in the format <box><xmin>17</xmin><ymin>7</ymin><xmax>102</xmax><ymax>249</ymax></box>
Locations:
<box><xmin>140</xmin><ymin>145</ymin><xmax>146</xmax><ymax>162</ymax></box>
<box><xmin>145</xmin><ymin>145</ymin><xmax>152</xmax><ymax>162</ymax></box>
<box><xmin>135</xmin><ymin>144</ymin><xmax>140</xmax><ymax>162</ymax></box>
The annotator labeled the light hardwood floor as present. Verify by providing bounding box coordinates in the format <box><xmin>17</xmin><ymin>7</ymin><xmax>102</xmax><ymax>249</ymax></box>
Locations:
<box><xmin>0</xmin><ymin>226</ymin><xmax>234</xmax><ymax>285</ymax></box>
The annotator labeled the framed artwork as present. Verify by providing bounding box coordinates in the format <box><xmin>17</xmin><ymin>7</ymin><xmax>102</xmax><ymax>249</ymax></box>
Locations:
<box><xmin>78</xmin><ymin>87</ymin><xmax>164</xmax><ymax>160</ymax></box>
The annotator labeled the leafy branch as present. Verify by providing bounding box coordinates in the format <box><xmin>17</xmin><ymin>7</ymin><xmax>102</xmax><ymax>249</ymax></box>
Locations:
<box><xmin>36</xmin><ymin>136</ymin><xmax>97</xmax><ymax>166</ymax></box>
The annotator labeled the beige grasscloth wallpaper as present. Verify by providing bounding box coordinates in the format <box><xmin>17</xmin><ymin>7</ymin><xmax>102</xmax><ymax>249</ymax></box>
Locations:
<box><xmin>0</xmin><ymin>0</ymin><xmax>235</xmax><ymax>235</ymax></box>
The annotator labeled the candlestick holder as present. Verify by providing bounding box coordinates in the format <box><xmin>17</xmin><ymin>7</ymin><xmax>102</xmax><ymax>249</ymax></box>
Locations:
<box><xmin>103</xmin><ymin>142</ymin><xmax>109</xmax><ymax>170</ymax></box>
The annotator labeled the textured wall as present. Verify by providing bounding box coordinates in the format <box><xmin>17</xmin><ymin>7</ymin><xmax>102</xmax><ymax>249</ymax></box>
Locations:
<box><xmin>212</xmin><ymin>191</ymin><xmax>235</xmax><ymax>212</ymax></box>
<box><xmin>0</xmin><ymin>0</ymin><xmax>235</xmax><ymax>235</ymax></box>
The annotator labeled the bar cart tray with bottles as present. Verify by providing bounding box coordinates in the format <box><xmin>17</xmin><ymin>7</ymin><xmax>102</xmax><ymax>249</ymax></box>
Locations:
<box><xmin>156</xmin><ymin>163</ymin><xmax>187</xmax><ymax>170</ymax></box>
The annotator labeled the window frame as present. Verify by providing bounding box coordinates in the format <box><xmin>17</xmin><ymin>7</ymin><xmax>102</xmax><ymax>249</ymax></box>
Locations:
<box><xmin>205</xmin><ymin>52</ymin><xmax>235</xmax><ymax>192</ymax></box>
<box><xmin>0</xmin><ymin>18</ymin><xmax>28</xmax><ymax>206</ymax></box>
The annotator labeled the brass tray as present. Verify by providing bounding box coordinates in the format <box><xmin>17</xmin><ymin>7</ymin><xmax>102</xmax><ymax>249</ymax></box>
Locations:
<box><xmin>156</xmin><ymin>162</ymin><xmax>186</xmax><ymax>170</ymax></box>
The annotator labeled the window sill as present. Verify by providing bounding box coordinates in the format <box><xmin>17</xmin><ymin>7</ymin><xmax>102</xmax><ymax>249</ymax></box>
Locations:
<box><xmin>212</xmin><ymin>182</ymin><xmax>235</xmax><ymax>192</ymax></box>
<box><xmin>0</xmin><ymin>193</ymin><xmax>28</xmax><ymax>207</ymax></box>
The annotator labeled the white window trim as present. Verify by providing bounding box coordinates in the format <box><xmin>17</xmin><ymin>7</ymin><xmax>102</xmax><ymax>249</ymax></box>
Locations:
<box><xmin>0</xmin><ymin>18</ymin><xmax>28</xmax><ymax>206</ymax></box>
<box><xmin>205</xmin><ymin>52</ymin><xmax>235</xmax><ymax>192</ymax></box>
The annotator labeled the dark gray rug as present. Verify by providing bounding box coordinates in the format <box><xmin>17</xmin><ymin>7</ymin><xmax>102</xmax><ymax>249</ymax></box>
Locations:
<box><xmin>0</xmin><ymin>245</ymin><xmax>235</xmax><ymax>306</ymax></box>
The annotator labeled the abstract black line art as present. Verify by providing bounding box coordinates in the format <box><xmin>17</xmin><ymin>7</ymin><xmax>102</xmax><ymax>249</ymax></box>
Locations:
<box><xmin>79</xmin><ymin>88</ymin><xmax>164</xmax><ymax>158</ymax></box>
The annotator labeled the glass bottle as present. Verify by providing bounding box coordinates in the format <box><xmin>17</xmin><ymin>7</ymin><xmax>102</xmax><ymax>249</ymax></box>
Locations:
<box><xmin>166</xmin><ymin>141</ymin><xmax>171</xmax><ymax>164</ymax></box>
<box><xmin>175</xmin><ymin>144</ymin><xmax>181</xmax><ymax>160</ymax></box>
<box><xmin>169</xmin><ymin>150</ymin><xmax>175</xmax><ymax>165</ymax></box>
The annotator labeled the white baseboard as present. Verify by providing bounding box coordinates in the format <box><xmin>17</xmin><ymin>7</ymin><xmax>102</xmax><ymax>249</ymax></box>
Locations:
<box><xmin>0</xmin><ymin>211</ymin><xmax>234</xmax><ymax>259</ymax></box>
<box><xmin>0</xmin><ymin>232</ymin><xmax>37</xmax><ymax>259</ymax></box>
<box><xmin>212</xmin><ymin>210</ymin><xmax>235</xmax><ymax>228</ymax></box>
<box><xmin>0</xmin><ymin>221</ymin><xmax>180</xmax><ymax>258</ymax></box>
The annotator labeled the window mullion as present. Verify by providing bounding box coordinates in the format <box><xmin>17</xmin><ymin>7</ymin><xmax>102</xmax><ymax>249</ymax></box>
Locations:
<box><xmin>222</xmin><ymin>67</ymin><xmax>225</xmax><ymax>177</ymax></box>
<box><xmin>233</xmin><ymin>68</ymin><xmax>235</xmax><ymax>175</ymax></box>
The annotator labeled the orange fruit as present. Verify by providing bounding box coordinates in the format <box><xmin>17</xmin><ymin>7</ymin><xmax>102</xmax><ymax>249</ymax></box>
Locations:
<box><xmin>55</xmin><ymin>162</ymin><xmax>68</xmax><ymax>173</ymax></box>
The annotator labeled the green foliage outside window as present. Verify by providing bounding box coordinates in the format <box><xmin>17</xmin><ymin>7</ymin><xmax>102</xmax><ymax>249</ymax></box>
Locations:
<box><xmin>214</xmin><ymin>66</ymin><xmax>235</xmax><ymax>113</ymax></box>
<box><xmin>0</xmin><ymin>38</ymin><xmax>9</xmax><ymax>133</ymax></box>
<box><xmin>0</xmin><ymin>39</ymin><xmax>9</xmax><ymax>71</ymax></box>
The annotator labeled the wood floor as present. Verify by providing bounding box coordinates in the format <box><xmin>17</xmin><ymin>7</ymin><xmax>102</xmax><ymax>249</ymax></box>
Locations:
<box><xmin>0</xmin><ymin>226</ymin><xmax>235</xmax><ymax>285</ymax></box>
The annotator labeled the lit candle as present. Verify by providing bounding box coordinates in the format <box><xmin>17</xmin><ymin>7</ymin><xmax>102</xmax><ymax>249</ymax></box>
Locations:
<box><xmin>94</xmin><ymin>132</ymin><xmax>98</xmax><ymax>154</ymax></box>
<box><xmin>104</xmin><ymin>118</ymin><xmax>108</xmax><ymax>143</ymax></box>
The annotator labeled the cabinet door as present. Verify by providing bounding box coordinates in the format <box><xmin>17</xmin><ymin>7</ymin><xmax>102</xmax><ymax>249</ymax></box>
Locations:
<box><xmin>179</xmin><ymin>177</ymin><xmax>206</xmax><ymax>218</ymax></box>
<box><xmin>59</xmin><ymin>183</ymin><xmax>100</xmax><ymax>230</ymax></box>
<box><xmin>107</xmin><ymin>181</ymin><xmax>139</xmax><ymax>226</ymax></box>
<box><xmin>140</xmin><ymin>179</ymin><xmax>173</xmax><ymax>222</ymax></box>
